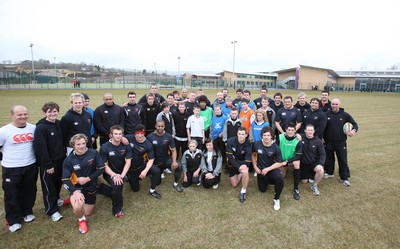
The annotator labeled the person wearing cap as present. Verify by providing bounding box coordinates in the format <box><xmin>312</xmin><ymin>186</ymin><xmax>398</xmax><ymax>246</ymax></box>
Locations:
<box><xmin>125</xmin><ymin>124</ymin><xmax>162</xmax><ymax>199</ymax></box>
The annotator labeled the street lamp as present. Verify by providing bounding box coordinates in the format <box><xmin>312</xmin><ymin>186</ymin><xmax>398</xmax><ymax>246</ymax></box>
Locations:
<box><xmin>29</xmin><ymin>43</ymin><xmax>35</xmax><ymax>81</ymax></box>
<box><xmin>178</xmin><ymin>56</ymin><xmax>181</xmax><ymax>86</ymax></box>
<box><xmin>231</xmin><ymin>41</ymin><xmax>237</xmax><ymax>89</ymax></box>
<box><xmin>154</xmin><ymin>63</ymin><xmax>157</xmax><ymax>83</ymax></box>
<box><xmin>54</xmin><ymin>57</ymin><xmax>57</xmax><ymax>78</ymax></box>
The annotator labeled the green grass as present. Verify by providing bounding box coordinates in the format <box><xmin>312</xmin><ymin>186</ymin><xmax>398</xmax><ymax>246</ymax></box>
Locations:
<box><xmin>0</xmin><ymin>89</ymin><xmax>399</xmax><ymax>248</ymax></box>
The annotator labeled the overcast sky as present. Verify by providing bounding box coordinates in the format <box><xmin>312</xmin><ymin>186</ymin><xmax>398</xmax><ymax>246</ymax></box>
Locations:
<box><xmin>1</xmin><ymin>0</ymin><xmax>399</xmax><ymax>73</ymax></box>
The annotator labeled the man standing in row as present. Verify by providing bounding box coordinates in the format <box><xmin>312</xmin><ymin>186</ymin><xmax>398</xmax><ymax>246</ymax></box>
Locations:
<box><xmin>124</xmin><ymin>91</ymin><xmax>146</xmax><ymax>135</ymax></box>
<box><xmin>34</xmin><ymin>102</ymin><xmax>65</xmax><ymax>222</ymax></box>
<box><xmin>60</xmin><ymin>93</ymin><xmax>93</xmax><ymax>155</ymax></box>
<box><xmin>94</xmin><ymin>93</ymin><xmax>125</xmax><ymax>145</ymax></box>
<box><xmin>1</xmin><ymin>105</ymin><xmax>37</xmax><ymax>232</ymax></box>
<box><xmin>324</xmin><ymin>98</ymin><xmax>358</xmax><ymax>187</ymax></box>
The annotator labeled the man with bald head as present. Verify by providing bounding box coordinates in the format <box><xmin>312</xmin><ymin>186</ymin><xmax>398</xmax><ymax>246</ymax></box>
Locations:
<box><xmin>94</xmin><ymin>93</ymin><xmax>125</xmax><ymax>145</ymax></box>
<box><xmin>323</xmin><ymin>98</ymin><xmax>358</xmax><ymax>187</ymax></box>
<box><xmin>0</xmin><ymin>105</ymin><xmax>38</xmax><ymax>232</ymax></box>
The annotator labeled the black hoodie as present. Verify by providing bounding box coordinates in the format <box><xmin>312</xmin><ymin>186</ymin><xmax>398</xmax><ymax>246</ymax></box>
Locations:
<box><xmin>33</xmin><ymin>118</ymin><xmax>65</xmax><ymax>169</ymax></box>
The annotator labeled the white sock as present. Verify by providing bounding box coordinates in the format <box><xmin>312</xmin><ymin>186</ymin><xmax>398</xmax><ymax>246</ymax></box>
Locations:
<box><xmin>173</xmin><ymin>182</ymin><xmax>178</xmax><ymax>187</ymax></box>
<box><xmin>149</xmin><ymin>188</ymin><xmax>155</xmax><ymax>193</ymax></box>
<box><xmin>240</xmin><ymin>188</ymin><xmax>246</xmax><ymax>194</ymax></box>
<box><xmin>78</xmin><ymin>215</ymin><xmax>86</xmax><ymax>221</ymax></box>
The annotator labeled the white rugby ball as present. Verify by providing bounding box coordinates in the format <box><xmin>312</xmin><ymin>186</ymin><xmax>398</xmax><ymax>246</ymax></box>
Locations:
<box><xmin>343</xmin><ymin>122</ymin><xmax>353</xmax><ymax>134</ymax></box>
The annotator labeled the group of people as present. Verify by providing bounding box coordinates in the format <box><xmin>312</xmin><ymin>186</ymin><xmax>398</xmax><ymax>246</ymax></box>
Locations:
<box><xmin>0</xmin><ymin>84</ymin><xmax>358</xmax><ymax>234</ymax></box>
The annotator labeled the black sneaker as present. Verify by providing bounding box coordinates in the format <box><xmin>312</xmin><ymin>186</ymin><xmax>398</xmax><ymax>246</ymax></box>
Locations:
<box><xmin>293</xmin><ymin>189</ymin><xmax>301</xmax><ymax>200</ymax></box>
<box><xmin>173</xmin><ymin>185</ymin><xmax>183</xmax><ymax>192</ymax></box>
<box><xmin>239</xmin><ymin>192</ymin><xmax>246</xmax><ymax>203</ymax></box>
<box><xmin>149</xmin><ymin>190</ymin><xmax>162</xmax><ymax>199</ymax></box>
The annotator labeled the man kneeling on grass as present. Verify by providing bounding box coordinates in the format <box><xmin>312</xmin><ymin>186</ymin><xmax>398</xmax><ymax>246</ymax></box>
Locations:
<box><xmin>62</xmin><ymin>134</ymin><xmax>105</xmax><ymax>234</ymax></box>
<box><xmin>252</xmin><ymin>126</ymin><xmax>284</xmax><ymax>210</ymax></box>
<box><xmin>99</xmin><ymin>125</ymin><xmax>132</xmax><ymax>218</ymax></box>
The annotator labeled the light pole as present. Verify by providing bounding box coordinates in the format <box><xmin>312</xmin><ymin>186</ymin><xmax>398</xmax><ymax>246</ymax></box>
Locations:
<box><xmin>178</xmin><ymin>56</ymin><xmax>181</xmax><ymax>86</ymax></box>
<box><xmin>29</xmin><ymin>43</ymin><xmax>35</xmax><ymax>81</ymax></box>
<box><xmin>54</xmin><ymin>57</ymin><xmax>57</xmax><ymax>79</ymax></box>
<box><xmin>231</xmin><ymin>41</ymin><xmax>237</xmax><ymax>89</ymax></box>
<box><xmin>154</xmin><ymin>63</ymin><xmax>157</xmax><ymax>83</ymax></box>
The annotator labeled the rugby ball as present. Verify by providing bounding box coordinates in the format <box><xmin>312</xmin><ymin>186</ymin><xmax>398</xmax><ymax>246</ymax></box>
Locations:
<box><xmin>343</xmin><ymin>122</ymin><xmax>353</xmax><ymax>134</ymax></box>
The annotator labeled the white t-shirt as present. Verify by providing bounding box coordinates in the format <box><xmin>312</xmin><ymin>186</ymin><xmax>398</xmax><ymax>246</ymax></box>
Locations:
<box><xmin>0</xmin><ymin>123</ymin><xmax>36</xmax><ymax>168</ymax></box>
<box><xmin>186</xmin><ymin>115</ymin><xmax>204</xmax><ymax>137</ymax></box>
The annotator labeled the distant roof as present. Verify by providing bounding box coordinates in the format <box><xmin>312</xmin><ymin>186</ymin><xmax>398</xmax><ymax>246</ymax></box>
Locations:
<box><xmin>218</xmin><ymin>70</ymin><xmax>277</xmax><ymax>77</ymax></box>
<box><xmin>274</xmin><ymin>65</ymin><xmax>340</xmax><ymax>78</ymax></box>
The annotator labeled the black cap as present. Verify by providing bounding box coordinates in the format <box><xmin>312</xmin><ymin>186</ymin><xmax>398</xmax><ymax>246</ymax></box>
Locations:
<box><xmin>82</xmin><ymin>93</ymin><xmax>89</xmax><ymax>100</ymax></box>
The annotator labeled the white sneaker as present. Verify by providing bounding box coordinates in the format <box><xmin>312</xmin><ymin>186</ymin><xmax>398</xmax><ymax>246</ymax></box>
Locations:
<box><xmin>273</xmin><ymin>199</ymin><xmax>280</xmax><ymax>211</ymax></box>
<box><xmin>57</xmin><ymin>199</ymin><xmax>64</xmax><ymax>207</ymax></box>
<box><xmin>340</xmin><ymin>179</ymin><xmax>351</xmax><ymax>187</ymax></box>
<box><xmin>163</xmin><ymin>168</ymin><xmax>172</xmax><ymax>174</ymax></box>
<box><xmin>311</xmin><ymin>184</ymin><xmax>320</xmax><ymax>196</ymax></box>
<box><xmin>8</xmin><ymin>223</ymin><xmax>22</xmax><ymax>232</ymax></box>
<box><xmin>51</xmin><ymin>212</ymin><xmax>63</xmax><ymax>222</ymax></box>
<box><xmin>254</xmin><ymin>172</ymin><xmax>257</xmax><ymax>177</ymax></box>
<box><xmin>23</xmin><ymin>214</ymin><xmax>36</xmax><ymax>223</ymax></box>
<box><xmin>161</xmin><ymin>173</ymin><xmax>165</xmax><ymax>179</ymax></box>
<box><xmin>324</xmin><ymin>173</ymin><xmax>334</xmax><ymax>179</ymax></box>
<box><xmin>308</xmin><ymin>179</ymin><xmax>315</xmax><ymax>184</ymax></box>
<box><xmin>213</xmin><ymin>184</ymin><xmax>219</xmax><ymax>189</ymax></box>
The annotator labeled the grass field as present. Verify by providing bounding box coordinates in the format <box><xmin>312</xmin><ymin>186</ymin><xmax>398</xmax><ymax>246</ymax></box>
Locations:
<box><xmin>0</xmin><ymin>89</ymin><xmax>399</xmax><ymax>248</ymax></box>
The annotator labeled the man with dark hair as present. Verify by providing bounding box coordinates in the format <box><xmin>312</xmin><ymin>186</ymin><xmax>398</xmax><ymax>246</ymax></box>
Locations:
<box><xmin>147</xmin><ymin>120</ymin><xmax>183</xmax><ymax>192</ymax></box>
<box><xmin>143</xmin><ymin>93</ymin><xmax>162</xmax><ymax>136</ymax></box>
<box><xmin>172</xmin><ymin>102</ymin><xmax>190</xmax><ymax>158</ymax></box>
<box><xmin>156</xmin><ymin>101</ymin><xmax>175</xmax><ymax>137</ymax></box>
<box><xmin>226</xmin><ymin>127</ymin><xmax>252</xmax><ymax>203</ymax></box>
<box><xmin>232</xmin><ymin>88</ymin><xmax>243</xmax><ymax>108</ymax></box>
<box><xmin>198</xmin><ymin>95</ymin><xmax>213</xmax><ymax>139</ymax></box>
<box><xmin>166</xmin><ymin>93</ymin><xmax>179</xmax><ymax>114</ymax></box>
<box><xmin>62</xmin><ymin>133</ymin><xmax>105</xmax><ymax>234</ymax></box>
<box><xmin>138</xmin><ymin>83</ymin><xmax>166</xmax><ymax>106</ymax></box>
<box><xmin>275</xmin><ymin>96</ymin><xmax>302</xmax><ymax>135</ymax></box>
<box><xmin>1</xmin><ymin>105</ymin><xmax>38</xmax><ymax>232</ymax></box>
<box><xmin>99</xmin><ymin>125</ymin><xmax>132</xmax><ymax>218</ymax></box>
<box><xmin>301</xmin><ymin>98</ymin><xmax>327</xmax><ymax>139</ymax></box>
<box><xmin>82</xmin><ymin>93</ymin><xmax>96</xmax><ymax>148</ymax></box>
<box><xmin>125</xmin><ymin>124</ymin><xmax>162</xmax><ymax>199</ymax></box>
<box><xmin>278</xmin><ymin>123</ymin><xmax>303</xmax><ymax>200</ymax></box>
<box><xmin>34</xmin><ymin>102</ymin><xmax>65</xmax><ymax>222</ymax></box>
<box><xmin>252</xmin><ymin>126</ymin><xmax>284</xmax><ymax>210</ymax></box>
<box><xmin>94</xmin><ymin>93</ymin><xmax>125</xmax><ymax>145</ymax></box>
<box><xmin>254</xmin><ymin>88</ymin><xmax>273</xmax><ymax>110</ymax></box>
<box><xmin>319</xmin><ymin>90</ymin><xmax>331</xmax><ymax>113</ymax></box>
<box><xmin>124</xmin><ymin>91</ymin><xmax>146</xmax><ymax>134</ymax></box>
<box><xmin>270</xmin><ymin>92</ymin><xmax>283</xmax><ymax>113</ymax></box>
<box><xmin>323</xmin><ymin>98</ymin><xmax>358</xmax><ymax>186</ymax></box>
